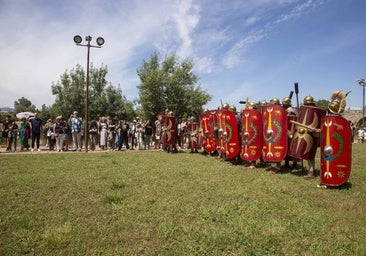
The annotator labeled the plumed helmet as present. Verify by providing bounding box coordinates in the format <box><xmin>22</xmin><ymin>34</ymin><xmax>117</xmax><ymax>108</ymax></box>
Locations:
<box><xmin>328</xmin><ymin>100</ymin><xmax>341</xmax><ymax>114</ymax></box>
<box><xmin>229</xmin><ymin>105</ymin><xmax>237</xmax><ymax>112</ymax></box>
<box><xmin>270</xmin><ymin>98</ymin><xmax>280</xmax><ymax>105</ymax></box>
<box><xmin>282</xmin><ymin>97</ymin><xmax>291</xmax><ymax>106</ymax></box>
<box><xmin>303</xmin><ymin>95</ymin><xmax>315</xmax><ymax>105</ymax></box>
<box><xmin>222</xmin><ymin>103</ymin><xmax>230</xmax><ymax>109</ymax></box>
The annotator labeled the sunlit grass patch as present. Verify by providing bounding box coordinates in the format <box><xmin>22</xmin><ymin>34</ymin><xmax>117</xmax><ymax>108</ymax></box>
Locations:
<box><xmin>0</xmin><ymin>145</ymin><xmax>366</xmax><ymax>255</ymax></box>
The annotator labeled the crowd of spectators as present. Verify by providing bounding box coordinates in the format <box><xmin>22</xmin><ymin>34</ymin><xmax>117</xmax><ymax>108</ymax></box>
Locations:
<box><xmin>0</xmin><ymin>112</ymin><xmax>163</xmax><ymax>153</ymax></box>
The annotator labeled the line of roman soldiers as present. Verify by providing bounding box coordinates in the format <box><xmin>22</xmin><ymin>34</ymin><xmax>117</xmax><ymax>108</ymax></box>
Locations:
<box><xmin>158</xmin><ymin>90</ymin><xmax>352</xmax><ymax>188</ymax></box>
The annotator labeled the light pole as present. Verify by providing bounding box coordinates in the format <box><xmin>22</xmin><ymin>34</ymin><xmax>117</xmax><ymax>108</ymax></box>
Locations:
<box><xmin>357</xmin><ymin>79</ymin><xmax>365</xmax><ymax>127</ymax></box>
<box><xmin>73</xmin><ymin>35</ymin><xmax>105</xmax><ymax>152</ymax></box>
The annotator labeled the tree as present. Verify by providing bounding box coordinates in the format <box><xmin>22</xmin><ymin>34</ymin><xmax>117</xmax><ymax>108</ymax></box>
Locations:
<box><xmin>14</xmin><ymin>97</ymin><xmax>37</xmax><ymax>113</ymax></box>
<box><xmin>51</xmin><ymin>64</ymin><xmax>134</xmax><ymax>121</ymax></box>
<box><xmin>315</xmin><ymin>99</ymin><xmax>329</xmax><ymax>111</ymax></box>
<box><xmin>137</xmin><ymin>53</ymin><xmax>211</xmax><ymax>121</ymax></box>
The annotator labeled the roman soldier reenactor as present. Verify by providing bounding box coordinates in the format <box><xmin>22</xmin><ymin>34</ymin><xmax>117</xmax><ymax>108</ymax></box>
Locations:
<box><xmin>319</xmin><ymin>91</ymin><xmax>352</xmax><ymax>188</ymax></box>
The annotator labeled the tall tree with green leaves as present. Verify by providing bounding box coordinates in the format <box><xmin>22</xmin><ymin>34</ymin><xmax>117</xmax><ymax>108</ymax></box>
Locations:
<box><xmin>14</xmin><ymin>97</ymin><xmax>37</xmax><ymax>113</ymax></box>
<box><xmin>51</xmin><ymin>64</ymin><xmax>134</xmax><ymax>121</ymax></box>
<box><xmin>137</xmin><ymin>53</ymin><xmax>211</xmax><ymax>121</ymax></box>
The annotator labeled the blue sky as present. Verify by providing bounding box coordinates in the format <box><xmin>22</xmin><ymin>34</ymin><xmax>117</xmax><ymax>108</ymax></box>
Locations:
<box><xmin>1</xmin><ymin>0</ymin><xmax>366</xmax><ymax>111</ymax></box>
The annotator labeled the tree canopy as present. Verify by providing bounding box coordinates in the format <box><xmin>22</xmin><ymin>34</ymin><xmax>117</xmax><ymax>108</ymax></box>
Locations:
<box><xmin>14</xmin><ymin>97</ymin><xmax>37</xmax><ymax>113</ymax></box>
<box><xmin>137</xmin><ymin>53</ymin><xmax>211</xmax><ymax>121</ymax></box>
<box><xmin>50</xmin><ymin>64</ymin><xmax>135</xmax><ymax>121</ymax></box>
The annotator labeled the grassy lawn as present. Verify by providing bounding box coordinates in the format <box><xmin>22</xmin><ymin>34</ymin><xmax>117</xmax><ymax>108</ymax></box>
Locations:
<box><xmin>1</xmin><ymin>144</ymin><xmax>366</xmax><ymax>255</ymax></box>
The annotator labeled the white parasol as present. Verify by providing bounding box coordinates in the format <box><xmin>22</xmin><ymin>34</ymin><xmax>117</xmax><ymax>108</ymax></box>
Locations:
<box><xmin>16</xmin><ymin>111</ymin><xmax>35</xmax><ymax>119</ymax></box>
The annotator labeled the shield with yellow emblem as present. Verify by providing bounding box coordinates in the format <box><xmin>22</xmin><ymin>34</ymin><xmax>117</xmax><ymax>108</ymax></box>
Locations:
<box><xmin>262</xmin><ymin>105</ymin><xmax>288</xmax><ymax>162</ymax></box>
<box><xmin>200</xmin><ymin>110</ymin><xmax>217</xmax><ymax>153</ymax></box>
<box><xmin>161</xmin><ymin>115</ymin><xmax>177</xmax><ymax>148</ymax></box>
<box><xmin>188</xmin><ymin>121</ymin><xmax>202</xmax><ymax>149</ymax></box>
<box><xmin>320</xmin><ymin>115</ymin><xmax>351</xmax><ymax>186</ymax></box>
<box><xmin>288</xmin><ymin>105</ymin><xmax>326</xmax><ymax>160</ymax></box>
<box><xmin>222</xmin><ymin>109</ymin><xmax>240</xmax><ymax>159</ymax></box>
<box><xmin>240</xmin><ymin>108</ymin><xmax>263</xmax><ymax>161</ymax></box>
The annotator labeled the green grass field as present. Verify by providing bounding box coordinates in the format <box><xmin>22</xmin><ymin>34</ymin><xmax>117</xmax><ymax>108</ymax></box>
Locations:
<box><xmin>1</xmin><ymin>144</ymin><xmax>365</xmax><ymax>255</ymax></box>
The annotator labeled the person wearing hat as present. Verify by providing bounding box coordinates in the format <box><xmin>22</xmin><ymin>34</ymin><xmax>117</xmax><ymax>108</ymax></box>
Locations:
<box><xmin>70</xmin><ymin>111</ymin><xmax>82</xmax><ymax>151</ymax></box>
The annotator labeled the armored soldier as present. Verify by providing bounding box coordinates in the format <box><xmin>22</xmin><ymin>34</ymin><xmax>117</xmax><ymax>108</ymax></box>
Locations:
<box><xmin>319</xmin><ymin>91</ymin><xmax>352</xmax><ymax>187</ymax></box>
<box><xmin>282</xmin><ymin>97</ymin><xmax>299</xmax><ymax>170</ymax></box>
<box><xmin>240</xmin><ymin>102</ymin><xmax>263</xmax><ymax>168</ymax></box>
<box><xmin>288</xmin><ymin>96</ymin><xmax>325</xmax><ymax>179</ymax></box>
<box><xmin>263</xmin><ymin>98</ymin><xmax>288</xmax><ymax>173</ymax></box>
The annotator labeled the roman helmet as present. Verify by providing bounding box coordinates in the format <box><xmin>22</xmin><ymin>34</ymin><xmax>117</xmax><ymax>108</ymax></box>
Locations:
<box><xmin>248</xmin><ymin>102</ymin><xmax>257</xmax><ymax>109</ymax></box>
<box><xmin>229</xmin><ymin>105</ymin><xmax>237</xmax><ymax>112</ymax></box>
<box><xmin>260</xmin><ymin>100</ymin><xmax>268</xmax><ymax>106</ymax></box>
<box><xmin>270</xmin><ymin>98</ymin><xmax>280</xmax><ymax>105</ymax></box>
<box><xmin>328</xmin><ymin>90</ymin><xmax>347</xmax><ymax>114</ymax></box>
<box><xmin>303</xmin><ymin>95</ymin><xmax>315</xmax><ymax>106</ymax></box>
<box><xmin>222</xmin><ymin>103</ymin><xmax>230</xmax><ymax>109</ymax></box>
<box><xmin>282</xmin><ymin>97</ymin><xmax>292</xmax><ymax>107</ymax></box>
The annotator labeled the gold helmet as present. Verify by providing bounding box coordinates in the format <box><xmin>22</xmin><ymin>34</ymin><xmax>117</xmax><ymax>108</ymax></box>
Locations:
<box><xmin>248</xmin><ymin>102</ymin><xmax>257</xmax><ymax>109</ymax></box>
<box><xmin>328</xmin><ymin>90</ymin><xmax>347</xmax><ymax>114</ymax></box>
<box><xmin>328</xmin><ymin>100</ymin><xmax>340</xmax><ymax>114</ymax></box>
<box><xmin>282</xmin><ymin>97</ymin><xmax>292</xmax><ymax>107</ymax></box>
<box><xmin>260</xmin><ymin>100</ymin><xmax>267</xmax><ymax>106</ymax></box>
<box><xmin>222</xmin><ymin>103</ymin><xmax>230</xmax><ymax>109</ymax></box>
<box><xmin>270</xmin><ymin>98</ymin><xmax>280</xmax><ymax>105</ymax></box>
<box><xmin>229</xmin><ymin>105</ymin><xmax>237</xmax><ymax>112</ymax></box>
<box><xmin>303</xmin><ymin>95</ymin><xmax>315</xmax><ymax>106</ymax></box>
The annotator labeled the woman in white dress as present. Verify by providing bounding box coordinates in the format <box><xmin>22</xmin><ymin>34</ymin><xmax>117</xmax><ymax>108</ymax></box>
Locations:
<box><xmin>99</xmin><ymin>117</ymin><xmax>108</xmax><ymax>150</ymax></box>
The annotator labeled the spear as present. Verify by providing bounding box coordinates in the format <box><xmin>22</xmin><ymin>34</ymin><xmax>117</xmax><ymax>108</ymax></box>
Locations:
<box><xmin>294</xmin><ymin>82</ymin><xmax>299</xmax><ymax>110</ymax></box>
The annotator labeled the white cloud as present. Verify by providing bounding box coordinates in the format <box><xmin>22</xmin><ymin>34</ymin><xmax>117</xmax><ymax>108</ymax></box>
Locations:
<box><xmin>1</xmin><ymin>0</ymin><xmax>361</xmax><ymax>112</ymax></box>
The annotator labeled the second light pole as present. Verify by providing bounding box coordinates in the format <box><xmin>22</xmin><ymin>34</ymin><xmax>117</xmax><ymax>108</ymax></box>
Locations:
<box><xmin>357</xmin><ymin>78</ymin><xmax>365</xmax><ymax>127</ymax></box>
<box><xmin>73</xmin><ymin>35</ymin><xmax>105</xmax><ymax>152</ymax></box>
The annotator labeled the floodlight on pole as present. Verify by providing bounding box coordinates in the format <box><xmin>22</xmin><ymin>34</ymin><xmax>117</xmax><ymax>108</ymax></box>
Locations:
<box><xmin>73</xmin><ymin>35</ymin><xmax>105</xmax><ymax>152</ymax></box>
<box><xmin>357</xmin><ymin>78</ymin><xmax>365</xmax><ymax>127</ymax></box>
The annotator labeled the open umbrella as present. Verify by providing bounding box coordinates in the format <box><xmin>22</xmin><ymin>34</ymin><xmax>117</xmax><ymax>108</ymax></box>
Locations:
<box><xmin>16</xmin><ymin>111</ymin><xmax>35</xmax><ymax>119</ymax></box>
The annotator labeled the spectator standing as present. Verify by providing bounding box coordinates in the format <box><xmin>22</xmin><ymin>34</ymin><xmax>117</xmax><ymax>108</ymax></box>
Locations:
<box><xmin>19</xmin><ymin>117</ymin><xmax>31</xmax><ymax>151</ymax></box>
<box><xmin>358</xmin><ymin>127</ymin><xmax>364</xmax><ymax>143</ymax></box>
<box><xmin>89</xmin><ymin>120</ymin><xmax>99</xmax><ymax>151</ymax></box>
<box><xmin>129</xmin><ymin>120</ymin><xmax>137</xmax><ymax>150</ymax></box>
<box><xmin>7</xmin><ymin>120</ymin><xmax>18</xmax><ymax>152</ymax></box>
<box><xmin>99</xmin><ymin>117</ymin><xmax>108</xmax><ymax>150</ymax></box>
<box><xmin>107</xmin><ymin>119</ymin><xmax>116</xmax><ymax>150</ymax></box>
<box><xmin>70</xmin><ymin>111</ymin><xmax>82</xmax><ymax>151</ymax></box>
<box><xmin>144</xmin><ymin>120</ymin><xmax>153</xmax><ymax>150</ymax></box>
<box><xmin>29</xmin><ymin>112</ymin><xmax>42</xmax><ymax>152</ymax></box>
<box><xmin>62</xmin><ymin>117</ymin><xmax>69</xmax><ymax>151</ymax></box>
<box><xmin>118</xmin><ymin>120</ymin><xmax>130</xmax><ymax>150</ymax></box>
<box><xmin>54</xmin><ymin>116</ymin><xmax>64</xmax><ymax>152</ymax></box>
<box><xmin>135</xmin><ymin>117</ymin><xmax>143</xmax><ymax>150</ymax></box>
<box><xmin>44</xmin><ymin>119</ymin><xmax>55</xmax><ymax>151</ymax></box>
<box><xmin>2</xmin><ymin>116</ymin><xmax>11</xmax><ymax>149</ymax></box>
